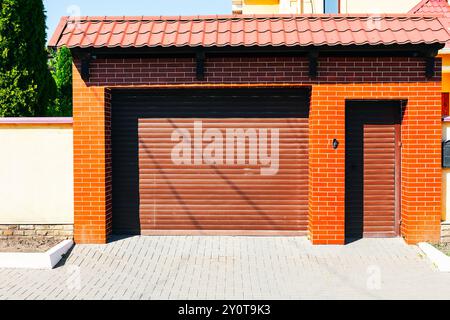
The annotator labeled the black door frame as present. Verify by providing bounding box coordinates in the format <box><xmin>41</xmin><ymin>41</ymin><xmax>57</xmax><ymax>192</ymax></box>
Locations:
<box><xmin>345</xmin><ymin>100</ymin><xmax>403</xmax><ymax>242</ymax></box>
<box><xmin>111</xmin><ymin>87</ymin><xmax>312</xmax><ymax>235</ymax></box>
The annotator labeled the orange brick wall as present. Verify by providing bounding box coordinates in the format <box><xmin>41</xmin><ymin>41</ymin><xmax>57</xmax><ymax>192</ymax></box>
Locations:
<box><xmin>401</xmin><ymin>84</ymin><xmax>442</xmax><ymax>244</ymax></box>
<box><xmin>72</xmin><ymin>55</ymin><xmax>442</xmax><ymax>244</ymax></box>
<box><xmin>308</xmin><ymin>85</ymin><xmax>346</xmax><ymax>245</ymax></box>
<box><xmin>308</xmin><ymin>83</ymin><xmax>442</xmax><ymax>244</ymax></box>
<box><xmin>73</xmin><ymin>65</ymin><xmax>111</xmax><ymax>244</ymax></box>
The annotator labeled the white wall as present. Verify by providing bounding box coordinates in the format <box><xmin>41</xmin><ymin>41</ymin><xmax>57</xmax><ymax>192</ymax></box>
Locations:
<box><xmin>301</xmin><ymin>0</ymin><xmax>323</xmax><ymax>14</ymax></box>
<box><xmin>0</xmin><ymin>124</ymin><xmax>73</xmax><ymax>224</ymax></box>
<box><xmin>341</xmin><ymin>0</ymin><xmax>420</xmax><ymax>14</ymax></box>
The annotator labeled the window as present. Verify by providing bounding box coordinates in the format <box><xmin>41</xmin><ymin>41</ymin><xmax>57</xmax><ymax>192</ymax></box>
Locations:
<box><xmin>324</xmin><ymin>0</ymin><xmax>339</xmax><ymax>14</ymax></box>
<box><xmin>442</xmin><ymin>92</ymin><xmax>449</xmax><ymax>118</ymax></box>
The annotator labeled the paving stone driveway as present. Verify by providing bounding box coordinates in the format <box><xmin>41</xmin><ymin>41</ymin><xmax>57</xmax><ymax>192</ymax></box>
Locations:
<box><xmin>1</xmin><ymin>236</ymin><xmax>450</xmax><ymax>300</ymax></box>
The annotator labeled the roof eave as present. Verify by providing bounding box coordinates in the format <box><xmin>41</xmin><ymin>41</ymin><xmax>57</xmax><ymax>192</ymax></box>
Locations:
<box><xmin>68</xmin><ymin>43</ymin><xmax>446</xmax><ymax>57</ymax></box>
<box><xmin>48</xmin><ymin>16</ymin><xmax>69</xmax><ymax>48</ymax></box>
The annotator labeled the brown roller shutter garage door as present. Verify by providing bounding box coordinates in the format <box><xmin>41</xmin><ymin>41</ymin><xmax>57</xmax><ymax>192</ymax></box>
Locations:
<box><xmin>112</xmin><ymin>88</ymin><xmax>311</xmax><ymax>235</ymax></box>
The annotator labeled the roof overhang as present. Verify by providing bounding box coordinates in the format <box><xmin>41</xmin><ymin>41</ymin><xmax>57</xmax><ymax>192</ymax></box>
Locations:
<box><xmin>49</xmin><ymin>14</ymin><xmax>450</xmax><ymax>53</ymax></box>
<box><xmin>69</xmin><ymin>43</ymin><xmax>445</xmax><ymax>58</ymax></box>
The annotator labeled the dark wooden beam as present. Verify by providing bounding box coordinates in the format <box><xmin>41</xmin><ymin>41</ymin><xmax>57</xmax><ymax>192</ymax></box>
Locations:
<box><xmin>422</xmin><ymin>47</ymin><xmax>440</xmax><ymax>79</ymax></box>
<box><xmin>70</xmin><ymin>44</ymin><xmax>446</xmax><ymax>81</ymax></box>
<box><xmin>70</xmin><ymin>43</ymin><xmax>445</xmax><ymax>59</ymax></box>
<box><xmin>196</xmin><ymin>51</ymin><xmax>206</xmax><ymax>81</ymax></box>
<box><xmin>309</xmin><ymin>51</ymin><xmax>319</xmax><ymax>79</ymax></box>
<box><xmin>80</xmin><ymin>53</ymin><xmax>92</xmax><ymax>81</ymax></box>
<box><xmin>425</xmin><ymin>57</ymin><xmax>436</xmax><ymax>79</ymax></box>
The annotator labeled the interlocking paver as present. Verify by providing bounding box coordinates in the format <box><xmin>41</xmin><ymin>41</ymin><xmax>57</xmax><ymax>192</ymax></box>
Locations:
<box><xmin>0</xmin><ymin>236</ymin><xmax>450</xmax><ymax>299</ymax></box>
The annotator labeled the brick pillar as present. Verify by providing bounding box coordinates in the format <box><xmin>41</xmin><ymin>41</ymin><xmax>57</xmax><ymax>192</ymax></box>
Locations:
<box><xmin>401</xmin><ymin>84</ymin><xmax>442</xmax><ymax>244</ymax></box>
<box><xmin>73</xmin><ymin>61</ymin><xmax>112</xmax><ymax>244</ymax></box>
<box><xmin>308</xmin><ymin>85</ymin><xmax>346</xmax><ymax>245</ymax></box>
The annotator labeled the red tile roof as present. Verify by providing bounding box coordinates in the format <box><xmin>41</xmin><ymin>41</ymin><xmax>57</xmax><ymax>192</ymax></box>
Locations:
<box><xmin>409</xmin><ymin>0</ymin><xmax>450</xmax><ymax>15</ymax></box>
<box><xmin>48</xmin><ymin>15</ymin><xmax>450</xmax><ymax>49</ymax></box>
<box><xmin>409</xmin><ymin>0</ymin><xmax>450</xmax><ymax>48</ymax></box>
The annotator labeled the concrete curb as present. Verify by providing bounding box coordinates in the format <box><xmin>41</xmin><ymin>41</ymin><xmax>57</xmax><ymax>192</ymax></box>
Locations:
<box><xmin>0</xmin><ymin>240</ymin><xmax>73</xmax><ymax>270</ymax></box>
<box><xmin>418</xmin><ymin>242</ymin><xmax>450</xmax><ymax>272</ymax></box>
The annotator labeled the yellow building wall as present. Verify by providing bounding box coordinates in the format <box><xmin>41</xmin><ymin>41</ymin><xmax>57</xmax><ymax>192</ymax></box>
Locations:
<box><xmin>243</xmin><ymin>0</ymin><xmax>280</xmax><ymax>14</ymax></box>
<box><xmin>241</xmin><ymin>0</ymin><xmax>422</xmax><ymax>14</ymax></box>
<box><xmin>440</xmin><ymin>54</ymin><xmax>450</xmax><ymax>92</ymax></box>
<box><xmin>0</xmin><ymin>125</ymin><xmax>74</xmax><ymax>224</ymax></box>
<box><xmin>444</xmin><ymin>73</ymin><xmax>450</xmax><ymax>93</ymax></box>
<box><xmin>443</xmin><ymin>123</ymin><xmax>450</xmax><ymax>222</ymax></box>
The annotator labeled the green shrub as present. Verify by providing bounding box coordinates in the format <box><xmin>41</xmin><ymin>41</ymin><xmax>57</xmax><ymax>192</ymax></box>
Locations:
<box><xmin>47</xmin><ymin>46</ymin><xmax>72</xmax><ymax>117</ymax></box>
<box><xmin>0</xmin><ymin>0</ymin><xmax>55</xmax><ymax>117</ymax></box>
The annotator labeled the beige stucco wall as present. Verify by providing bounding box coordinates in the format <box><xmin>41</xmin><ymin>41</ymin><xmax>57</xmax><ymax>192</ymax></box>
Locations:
<box><xmin>242</xmin><ymin>0</ymin><xmax>421</xmax><ymax>14</ymax></box>
<box><xmin>443</xmin><ymin>123</ymin><xmax>450</xmax><ymax>222</ymax></box>
<box><xmin>0</xmin><ymin>125</ymin><xmax>73</xmax><ymax>224</ymax></box>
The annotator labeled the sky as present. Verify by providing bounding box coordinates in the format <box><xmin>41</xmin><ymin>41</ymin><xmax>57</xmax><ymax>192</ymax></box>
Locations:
<box><xmin>44</xmin><ymin>0</ymin><xmax>231</xmax><ymax>39</ymax></box>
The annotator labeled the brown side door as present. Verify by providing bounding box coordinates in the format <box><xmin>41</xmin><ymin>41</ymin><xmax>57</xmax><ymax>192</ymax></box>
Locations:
<box><xmin>111</xmin><ymin>88</ymin><xmax>311</xmax><ymax>235</ymax></box>
<box><xmin>345</xmin><ymin>101</ymin><xmax>401</xmax><ymax>241</ymax></box>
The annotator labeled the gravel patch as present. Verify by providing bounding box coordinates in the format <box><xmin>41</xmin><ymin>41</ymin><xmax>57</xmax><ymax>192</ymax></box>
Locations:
<box><xmin>434</xmin><ymin>243</ymin><xmax>450</xmax><ymax>256</ymax></box>
<box><xmin>0</xmin><ymin>238</ymin><xmax>61</xmax><ymax>253</ymax></box>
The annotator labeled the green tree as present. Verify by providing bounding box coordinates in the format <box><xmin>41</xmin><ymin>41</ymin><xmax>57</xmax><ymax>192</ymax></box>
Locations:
<box><xmin>47</xmin><ymin>46</ymin><xmax>72</xmax><ymax>116</ymax></box>
<box><xmin>0</xmin><ymin>0</ymin><xmax>55</xmax><ymax>117</ymax></box>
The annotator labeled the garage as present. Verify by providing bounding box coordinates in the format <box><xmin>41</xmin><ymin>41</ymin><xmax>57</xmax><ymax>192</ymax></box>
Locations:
<box><xmin>50</xmin><ymin>15</ymin><xmax>446</xmax><ymax>244</ymax></box>
<box><xmin>112</xmin><ymin>88</ymin><xmax>311</xmax><ymax>235</ymax></box>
